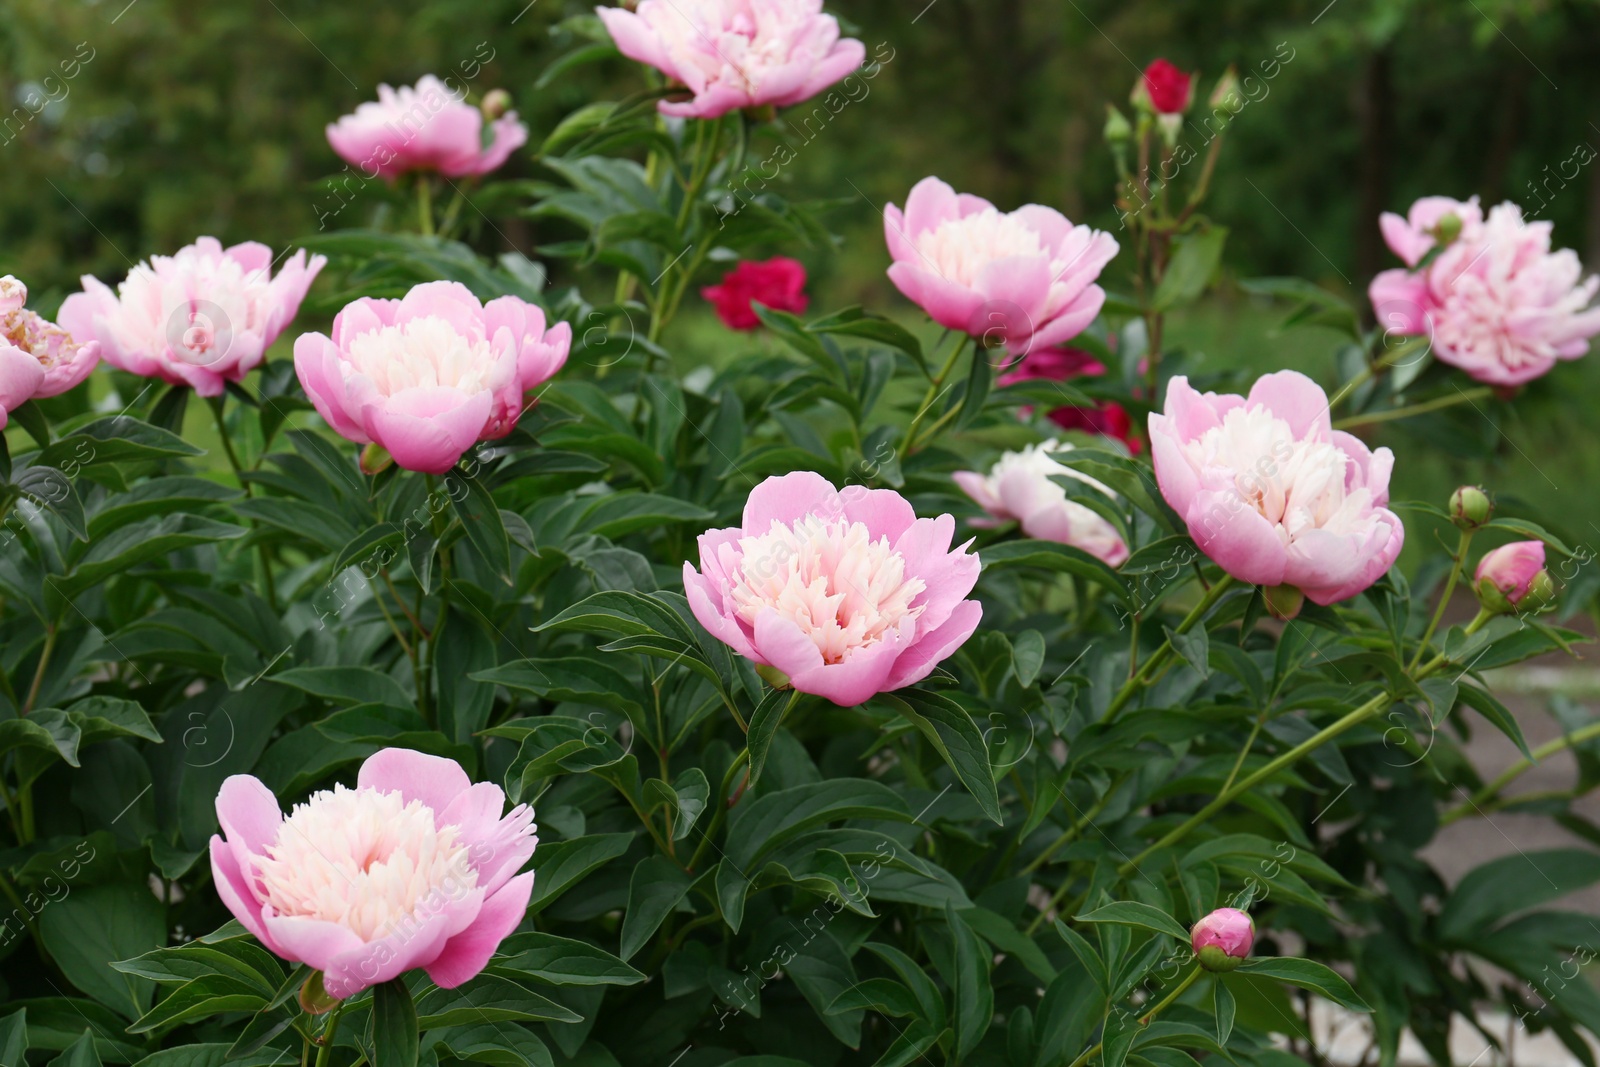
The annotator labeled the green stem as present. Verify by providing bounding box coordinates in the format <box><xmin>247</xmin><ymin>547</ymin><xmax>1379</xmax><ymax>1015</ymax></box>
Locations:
<box><xmin>313</xmin><ymin>1001</ymin><xmax>347</xmax><ymax>1067</ymax></box>
<box><xmin>22</xmin><ymin>625</ymin><xmax>56</xmax><ymax>716</ymax></box>
<box><xmin>688</xmin><ymin>748</ymin><xmax>750</xmax><ymax>873</ymax></box>
<box><xmin>209</xmin><ymin>397</ymin><xmax>278</xmax><ymax>610</ymax></box>
<box><xmin>1100</xmin><ymin>576</ymin><xmax>1236</xmax><ymax>724</ymax></box>
<box><xmin>1220</xmin><ymin>711</ymin><xmax>1268</xmax><ymax>794</ymax></box>
<box><xmin>1407</xmin><ymin>528</ymin><xmax>1474</xmax><ymax>674</ymax></box>
<box><xmin>1119</xmin><ymin>690</ymin><xmax>1391</xmax><ymax>876</ymax></box>
<box><xmin>1412</xmin><ymin>608</ymin><xmax>1493</xmax><ymax>680</ymax></box>
<box><xmin>1333</xmin><ymin>387</ymin><xmax>1492</xmax><ymax>430</ymax></box>
<box><xmin>904</xmin><ymin>335</ymin><xmax>972</xmax><ymax>452</ymax></box>
<box><xmin>1064</xmin><ymin>967</ymin><xmax>1204</xmax><ymax>1067</ymax></box>
<box><xmin>1327</xmin><ymin>335</ymin><xmax>1431</xmax><ymax>410</ymax></box>
<box><xmin>1022</xmin><ymin>780</ymin><xmax>1120</xmax><ymax>878</ymax></box>
<box><xmin>1442</xmin><ymin>720</ymin><xmax>1600</xmax><ymax>824</ymax></box>
<box><xmin>416</xmin><ymin>177</ymin><xmax>435</xmax><ymax>237</ymax></box>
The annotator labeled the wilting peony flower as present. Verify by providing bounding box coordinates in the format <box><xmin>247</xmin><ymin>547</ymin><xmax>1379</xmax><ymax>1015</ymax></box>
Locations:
<box><xmin>953</xmin><ymin>441</ymin><xmax>1129</xmax><ymax>566</ymax></box>
<box><xmin>885</xmin><ymin>177</ymin><xmax>1118</xmax><ymax>357</ymax></box>
<box><xmin>702</xmin><ymin>257</ymin><xmax>809</xmax><ymax>331</ymax></box>
<box><xmin>294</xmin><ymin>281</ymin><xmax>571</xmax><ymax>474</ymax></box>
<box><xmin>1474</xmin><ymin>540</ymin><xmax>1553</xmax><ymax>615</ymax></box>
<box><xmin>996</xmin><ymin>346</ymin><xmax>1141</xmax><ymax>454</ymax></box>
<box><xmin>1192</xmin><ymin>907</ymin><xmax>1254</xmax><ymax>972</ymax></box>
<box><xmin>597</xmin><ymin>0</ymin><xmax>866</xmax><ymax>120</ymax></box>
<box><xmin>58</xmin><ymin>238</ymin><xmax>324</xmax><ymax>397</ymax></box>
<box><xmin>1369</xmin><ymin>199</ymin><xmax>1600</xmax><ymax>386</ymax></box>
<box><xmin>1149</xmin><ymin>371</ymin><xmax>1404</xmax><ymax>605</ymax></box>
<box><xmin>0</xmin><ymin>276</ymin><xmax>100</xmax><ymax>428</ymax></box>
<box><xmin>683</xmin><ymin>471</ymin><xmax>981</xmax><ymax>706</ymax></box>
<box><xmin>326</xmin><ymin>76</ymin><xmax>528</xmax><ymax>181</ymax></box>
<box><xmin>1135</xmin><ymin>59</ymin><xmax>1195</xmax><ymax>115</ymax></box>
<box><xmin>210</xmin><ymin>748</ymin><xmax>537</xmax><ymax>1000</ymax></box>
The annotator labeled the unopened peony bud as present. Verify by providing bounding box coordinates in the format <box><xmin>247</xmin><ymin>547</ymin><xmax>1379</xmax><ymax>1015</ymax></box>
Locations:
<box><xmin>1104</xmin><ymin>104</ymin><xmax>1132</xmax><ymax>144</ymax></box>
<box><xmin>1208</xmin><ymin>66</ymin><xmax>1240</xmax><ymax>110</ymax></box>
<box><xmin>1192</xmin><ymin>907</ymin><xmax>1254</xmax><ymax>972</ymax></box>
<box><xmin>1449</xmin><ymin>486</ymin><xmax>1492</xmax><ymax>530</ymax></box>
<box><xmin>1431</xmin><ymin>212</ymin><xmax>1463</xmax><ymax>247</ymax></box>
<box><xmin>1262</xmin><ymin>584</ymin><xmax>1304</xmax><ymax>621</ymax></box>
<box><xmin>481</xmin><ymin>89</ymin><xmax>512</xmax><ymax>121</ymax></box>
<box><xmin>1474</xmin><ymin>541</ymin><xmax>1551</xmax><ymax>615</ymax></box>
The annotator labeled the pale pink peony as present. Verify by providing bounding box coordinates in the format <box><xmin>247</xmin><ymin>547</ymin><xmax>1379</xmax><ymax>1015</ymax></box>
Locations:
<box><xmin>1378</xmin><ymin>195</ymin><xmax>1483</xmax><ymax>268</ymax></box>
<box><xmin>326</xmin><ymin>76</ymin><xmax>528</xmax><ymax>181</ymax></box>
<box><xmin>0</xmin><ymin>275</ymin><xmax>100</xmax><ymax>428</ymax></box>
<box><xmin>294</xmin><ymin>281</ymin><xmax>571</xmax><ymax>474</ymax></box>
<box><xmin>683</xmin><ymin>472</ymin><xmax>982</xmax><ymax>707</ymax></box>
<box><xmin>596</xmin><ymin>0</ymin><xmax>866</xmax><ymax>120</ymax></box>
<box><xmin>884</xmin><ymin>177</ymin><xmax>1118</xmax><ymax>357</ymax></box>
<box><xmin>1369</xmin><ymin>199</ymin><xmax>1600</xmax><ymax>386</ymax></box>
<box><xmin>58</xmin><ymin>238</ymin><xmax>324</xmax><ymax>397</ymax></box>
<box><xmin>1192</xmin><ymin>907</ymin><xmax>1254</xmax><ymax>972</ymax></box>
<box><xmin>210</xmin><ymin>748</ymin><xmax>537</xmax><ymax>1000</ymax></box>
<box><xmin>953</xmin><ymin>441</ymin><xmax>1129</xmax><ymax>566</ymax></box>
<box><xmin>1149</xmin><ymin>371</ymin><xmax>1403</xmax><ymax>605</ymax></box>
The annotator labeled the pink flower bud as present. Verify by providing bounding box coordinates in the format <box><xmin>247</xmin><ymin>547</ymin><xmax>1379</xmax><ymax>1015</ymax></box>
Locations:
<box><xmin>1134</xmin><ymin>59</ymin><xmax>1195</xmax><ymax>115</ymax></box>
<box><xmin>1474</xmin><ymin>540</ymin><xmax>1551</xmax><ymax>614</ymax></box>
<box><xmin>1192</xmin><ymin>907</ymin><xmax>1254</xmax><ymax>972</ymax></box>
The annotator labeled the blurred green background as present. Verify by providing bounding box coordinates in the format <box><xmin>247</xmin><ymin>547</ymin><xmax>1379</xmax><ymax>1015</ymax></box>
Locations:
<box><xmin>3</xmin><ymin>0</ymin><xmax>1600</xmax><ymax>552</ymax></box>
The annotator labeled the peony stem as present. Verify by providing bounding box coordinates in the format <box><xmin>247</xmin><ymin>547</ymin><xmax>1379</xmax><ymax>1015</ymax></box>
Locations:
<box><xmin>1411</xmin><ymin>607</ymin><xmax>1493</xmax><ymax>680</ymax></box>
<box><xmin>688</xmin><ymin>747</ymin><xmax>751</xmax><ymax>873</ymax></box>
<box><xmin>1441</xmin><ymin>720</ymin><xmax>1600</xmax><ymax>825</ymax></box>
<box><xmin>1327</xmin><ymin>334</ymin><xmax>1431</xmax><ymax>410</ymax></box>
<box><xmin>1407</xmin><ymin>528</ymin><xmax>1474</xmax><ymax>674</ymax></box>
<box><xmin>1061</xmin><ymin>966</ymin><xmax>1203</xmax><ymax>1067</ymax></box>
<box><xmin>313</xmin><ymin>1001</ymin><xmax>347</xmax><ymax>1067</ymax></box>
<box><xmin>210</xmin><ymin>396</ymin><xmax>278</xmax><ymax>611</ymax></box>
<box><xmin>1099</xmin><ymin>575</ymin><xmax>1236</xmax><ymax>724</ymax></box>
<box><xmin>904</xmin><ymin>335</ymin><xmax>971</xmax><ymax>452</ymax></box>
<box><xmin>1118</xmin><ymin>689</ymin><xmax>1392</xmax><ymax>877</ymax></box>
<box><xmin>1332</xmin><ymin>387</ymin><xmax>1491</xmax><ymax>430</ymax></box>
<box><xmin>416</xmin><ymin>177</ymin><xmax>434</xmax><ymax>237</ymax></box>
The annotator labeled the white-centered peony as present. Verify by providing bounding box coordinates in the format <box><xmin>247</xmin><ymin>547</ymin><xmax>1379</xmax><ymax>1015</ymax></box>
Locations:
<box><xmin>344</xmin><ymin>317</ymin><xmax>499</xmax><ymax>398</ymax></box>
<box><xmin>254</xmin><ymin>784</ymin><xmax>476</xmax><ymax>943</ymax></box>
<box><xmin>724</xmin><ymin>515</ymin><xmax>927</xmax><ymax>665</ymax></box>
<box><xmin>915</xmin><ymin>210</ymin><xmax>1049</xmax><ymax>288</ymax></box>
<box><xmin>953</xmin><ymin>441</ymin><xmax>1129</xmax><ymax>566</ymax></box>
<box><xmin>1180</xmin><ymin>405</ymin><xmax>1376</xmax><ymax>542</ymax></box>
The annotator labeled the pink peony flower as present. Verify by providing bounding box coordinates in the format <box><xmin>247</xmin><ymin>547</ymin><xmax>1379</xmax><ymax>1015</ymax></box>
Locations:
<box><xmin>683</xmin><ymin>471</ymin><xmax>982</xmax><ymax>706</ymax></box>
<box><xmin>1192</xmin><ymin>907</ymin><xmax>1254</xmax><ymax>972</ymax></box>
<box><xmin>210</xmin><ymin>748</ymin><xmax>537</xmax><ymax>1001</ymax></box>
<box><xmin>1369</xmin><ymin>199</ymin><xmax>1600</xmax><ymax>386</ymax></box>
<box><xmin>1136</xmin><ymin>59</ymin><xmax>1195</xmax><ymax>115</ymax></box>
<box><xmin>326</xmin><ymin>76</ymin><xmax>528</xmax><ymax>181</ymax></box>
<box><xmin>884</xmin><ymin>177</ymin><xmax>1118</xmax><ymax>357</ymax></box>
<box><xmin>1474</xmin><ymin>540</ymin><xmax>1552</xmax><ymax>614</ymax></box>
<box><xmin>1149</xmin><ymin>371</ymin><xmax>1404</xmax><ymax>605</ymax></box>
<box><xmin>596</xmin><ymin>0</ymin><xmax>866</xmax><ymax>120</ymax></box>
<box><xmin>58</xmin><ymin>238</ymin><xmax>324</xmax><ymax>398</ymax></box>
<box><xmin>997</xmin><ymin>346</ymin><xmax>1143</xmax><ymax>454</ymax></box>
<box><xmin>702</xmin><ymin>257</ymin><xmax>809</xmax><ymax>331</ymax></box>
<box><xmin>953</xmin><ymin>441</ymin><xmax>1129</xmax><ymax>566</ymax></box>
<box><xmin>0</xmin><ymin>275</ymin><xmax>100</xmax><ymax>428</ymax></box>
<box><xmin>294</xmin><ymin>281</ymin><xmax>571</xmax><ymax>475</ymax></box>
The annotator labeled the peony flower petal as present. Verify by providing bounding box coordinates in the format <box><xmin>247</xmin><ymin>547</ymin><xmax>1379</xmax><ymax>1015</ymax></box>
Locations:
<box><xmin>424</xmin><ymin>871</ymin><xmax>535</xmax><ymax>989</ymax></box>
<box><xmin>358</xmin><ymin>748</ymin><xmax>473</xmax><ymax>815</ymax></box>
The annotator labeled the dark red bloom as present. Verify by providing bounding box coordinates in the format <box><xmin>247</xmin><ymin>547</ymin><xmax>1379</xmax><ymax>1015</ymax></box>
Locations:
<box><xmin>701</xmin><ymin>257</ymin><xmax>809</xmax><ymax>331</ymax></box>
<box><xmin>1139</xmin><ymin>59</ymin><xmax>1194</xmax><ymax>115</ymax></box>
<box><xmin>997</xmin><ymin>346</ymin><xmax>1143</xmax><ymax>454</ymax></box>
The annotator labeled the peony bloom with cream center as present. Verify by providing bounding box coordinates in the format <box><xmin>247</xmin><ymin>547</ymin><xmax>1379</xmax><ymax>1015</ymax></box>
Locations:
<box><xmin>1150</xmin><ymin>371</ymin><xmax>1403</xmax><ymax>605</ymax></box>
<box><xmin>885</xmin><ymin>177</ymin><xmax>1118</xmax><ymax>357</ymax></box>
<box><xmin>294</xmin><ymin>281</ymin><xmax>570</xmax><ymax>474</ymax></box>
<box><xmin>210</xmin><ymin>748</ymin><xmax>537</xmax><ymax>1000</ymax></box>
<box><xmin>597</xmin><ymin>0</ymin><xmax>866</xmax><ymax>120</ymax></box>
<box><xmin>684</xmin><ymin>472</ymin><xmax>982</xmax><ymax>707</ymax></box>
<box><xmin>954</xmin><ymin>441</ymin><xmax>1129</xmax><ymax>566</ymax></box>
<box><xmin>326</xmin><ymin>76</ymin><xmax>528</xmax><ymax>181</ymax></box>
<box><xmin>58</xmin><ymin>237</ymin><xmax>323</xmax><ymax>397</ymax></box>
<box><xmin>1368</xmin><ymin>197</ymin><xmax>1600</xmax><ymax>386</ymax></box>
<box><xmin>0</xmin><ymin>275</ymin><xmax>99</xmax><ymax>428</ymax></box>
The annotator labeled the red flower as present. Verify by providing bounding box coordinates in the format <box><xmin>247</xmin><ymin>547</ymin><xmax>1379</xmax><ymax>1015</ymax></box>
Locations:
<box><xmin>1138</xmin><ymin>59</ymin><xmax>1194</xmax><ymax>115</ymax></box>
<box><xmin>997</xmin><ymin>346</ymin><xmax>1143</xmax><ymax>454</ymax></box>
<box><xmin>701</xmin><ymin>257</ymin><xmax>809</xmax><ymax>331</ymax></box>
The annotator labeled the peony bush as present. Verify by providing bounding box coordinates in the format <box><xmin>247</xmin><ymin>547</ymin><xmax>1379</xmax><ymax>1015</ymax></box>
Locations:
<box><xmin>0</xmin><ymin>19</ymin><xmax>1597</xmax><ymax>1067</ymax></box>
